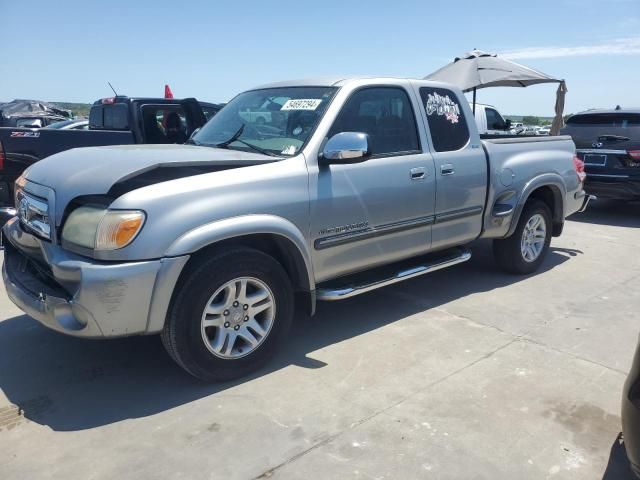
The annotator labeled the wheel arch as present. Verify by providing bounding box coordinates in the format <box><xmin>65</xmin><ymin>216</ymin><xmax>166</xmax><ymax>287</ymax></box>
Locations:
<box><xmin>165</xmin><ymin>214</ymin><xmax>315</xmax><ymax>311</ymax></box>
<box><xmin>507</xmin><ymin>175</ymin><xmax>566</xmax><ymax>238</ymax></box>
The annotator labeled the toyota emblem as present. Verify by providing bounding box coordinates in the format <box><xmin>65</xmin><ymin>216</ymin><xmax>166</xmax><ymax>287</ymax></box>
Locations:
<box><xmin>592</xmin><ymin>142</ymin><xmax>603</xmax><ymax>148</ymax></box>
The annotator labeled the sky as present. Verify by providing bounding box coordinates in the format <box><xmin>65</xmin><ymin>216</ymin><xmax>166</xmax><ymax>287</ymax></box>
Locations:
<box><xmin>1</xmin><ymin>0</ymin><xmax>639</xmax><ymax>116</ymax></box>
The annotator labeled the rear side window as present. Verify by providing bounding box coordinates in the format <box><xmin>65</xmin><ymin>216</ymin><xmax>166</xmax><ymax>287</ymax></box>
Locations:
<box><xmin>420</xmin><ymin>87</ymin><xmax>470</xmax><ymax>152</ymax></box>
<box><xmin>89</xmin><ymin>104</ymin><xmax>129</xmax><ymax>130</ymax></box>
<box><xmin>485</xmin><ymin>108</ymin><xmax>506</xmax><ymax>130</ymax></box>
<box><xmin>566</xmin><ymin>113</ymin><xmax>640</xmax><ymax>127</ymax></box>
<box><xmin>328</xmin><ymin>87</ymin><xmax>420</xmax><ymax>156</ymax></box>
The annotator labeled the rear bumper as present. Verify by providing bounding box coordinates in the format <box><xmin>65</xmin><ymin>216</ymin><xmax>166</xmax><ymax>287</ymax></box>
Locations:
<box><xmin>623</xmin><ymin>340</ymin><xmax>640</xmax><ymax>477</ymax></box>
<box><xmin>584</xmin><ymin>176</ymin><xmax>640</xmax><ymax>200</ymax></box>
<box><xmin>569</xmin><ymin>188</ymin><xmax>595</xmax><ymax>215</ymax></box>
<box><xmin>2</xmin><ymin>217</ymin><xmax>188</xmax><ymax>338</ymax></box>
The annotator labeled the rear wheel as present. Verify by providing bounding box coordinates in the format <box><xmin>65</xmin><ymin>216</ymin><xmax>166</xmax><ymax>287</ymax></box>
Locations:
<box><xmin>493</xmin><ymin>200</ymin><xmax>552</xmax><ymax>274</ymax></box>
<box><xmin>162</xmin><ymin>247</ymin><xmax>294</xmax><ymax>382</ymax></box>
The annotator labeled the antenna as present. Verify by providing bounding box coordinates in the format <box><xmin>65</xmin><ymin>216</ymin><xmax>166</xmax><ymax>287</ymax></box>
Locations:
<box><xmin>107</xmin><ymin>82</ymin><xmax>119</xmax><ymax>96</ymax></box>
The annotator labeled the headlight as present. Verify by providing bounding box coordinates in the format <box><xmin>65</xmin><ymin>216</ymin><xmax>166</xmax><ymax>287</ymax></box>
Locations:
<box><xmin>62</xmin><ymin>206</ymin><xmax>145</xmax><ymax>250</ymax></box>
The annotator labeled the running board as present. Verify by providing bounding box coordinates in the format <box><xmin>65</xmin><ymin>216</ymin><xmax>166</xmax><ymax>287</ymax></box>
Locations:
<box><xmin>316</xmin><ymin>248</ymin><xmax>471</xmax><ymax>301</ymax></box>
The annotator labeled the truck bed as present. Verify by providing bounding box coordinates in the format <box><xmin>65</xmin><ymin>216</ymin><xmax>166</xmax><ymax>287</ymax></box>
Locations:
<box><xmin>479</xmin><ymin>135</ymin><xmax>578</xmax><ymax>239</ymax></box>
<box><xmin>0</xmin><ymin>128</ymin><xmax>134</xmax><ymax>206</ymax></box>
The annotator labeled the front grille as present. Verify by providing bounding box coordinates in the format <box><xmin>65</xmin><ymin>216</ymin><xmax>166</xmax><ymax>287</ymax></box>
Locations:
<box><xmin>15</xmin><ymin>188</ymin><xmax>51</xmax><ymax>240</ymax></box>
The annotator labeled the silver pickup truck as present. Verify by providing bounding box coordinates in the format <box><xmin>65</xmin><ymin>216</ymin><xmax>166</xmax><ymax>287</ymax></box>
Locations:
<box><xmin>2</xmin><ymin>77</ymin><xmax>591</xmax><ymax>381</ymax></box>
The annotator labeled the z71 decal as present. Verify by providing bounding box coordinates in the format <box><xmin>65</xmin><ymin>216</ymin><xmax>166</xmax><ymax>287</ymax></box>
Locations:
<box><xmin>10</xmin><ymin>131</ymin><xmax>40</xmax><ymax>138</ymax></box>
<box><xmin>425</xmin><ymin>92</ymin><xmax>460</xmax><ymax>124</ymax></box>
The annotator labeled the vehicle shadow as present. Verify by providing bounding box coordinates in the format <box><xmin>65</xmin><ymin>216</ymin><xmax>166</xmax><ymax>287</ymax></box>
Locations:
<box><xmin>602</xmin><ymin>433</ymin><xmax>635</xmax><ymax>480</ymax></box>
<box><xmin>570</xmin><ymin>199</ymin><xmax>640</xmax><ymax>229</ymax></box>
<box><xmin>0</xmin><ymin>240</ymin><xmax>575</xmax><ymax>431</ymax></box>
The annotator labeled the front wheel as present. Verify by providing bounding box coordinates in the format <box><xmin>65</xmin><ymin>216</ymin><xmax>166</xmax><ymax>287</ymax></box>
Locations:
<box><xmin>161</xmin><ymin>247</ymin><xmax>294</xmax><ymax>382</ymax></box>
<box><xmin>493</xmin><ymin>200</ymin><xmax>552</xmax><ymax>275</ymax></box>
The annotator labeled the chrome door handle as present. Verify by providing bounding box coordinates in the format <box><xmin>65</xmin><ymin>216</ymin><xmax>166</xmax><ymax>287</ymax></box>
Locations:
<box><xmin>440</xmin><ymin>164</ymin><xmax>455</xmax><ymax>176</ymax></box>
<box><xmin>410</xmin><ymin>167</ymin><xmax>426</xmax><ymax>180</ymax></box>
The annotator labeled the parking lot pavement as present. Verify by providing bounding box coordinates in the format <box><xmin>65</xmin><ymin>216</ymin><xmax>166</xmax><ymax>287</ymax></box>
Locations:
<box><xmin>0</xmin><ymin>200</ymin><xmax>638</xmax><ymax>480</ymax></box>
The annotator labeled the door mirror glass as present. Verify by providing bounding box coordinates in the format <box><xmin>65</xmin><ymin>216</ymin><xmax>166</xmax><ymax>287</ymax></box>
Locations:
<box><xmin>320</xmin><ymin>132</ymin><xmax>370</xmax><ymax>164</ymax></box>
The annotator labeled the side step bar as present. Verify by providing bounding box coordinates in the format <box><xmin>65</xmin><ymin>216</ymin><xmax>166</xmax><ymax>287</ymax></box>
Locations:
<box><xmin>316</xmin><ymin>248</ymin><xmax>471</xmax><ymax>301</ymax></box>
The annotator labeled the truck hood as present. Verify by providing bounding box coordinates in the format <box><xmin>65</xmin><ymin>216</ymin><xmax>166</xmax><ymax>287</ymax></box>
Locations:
<box><xmin>23</xmin><ymin>144</ymin><xmax>278</xmax><ymax>223</ymax></box>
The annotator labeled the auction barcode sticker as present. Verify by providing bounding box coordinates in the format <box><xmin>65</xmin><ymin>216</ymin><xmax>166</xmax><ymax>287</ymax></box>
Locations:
<box><xmin>281</xmin><ymin>99</ymin><xmax>322</xmax><ymax>111</ymax></box>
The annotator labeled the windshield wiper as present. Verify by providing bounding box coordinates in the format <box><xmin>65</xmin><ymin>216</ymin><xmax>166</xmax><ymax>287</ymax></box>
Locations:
<box><xmin>232</xmin><ymin>139</ymin><xmax>280</xmax><ymax>157</ymax></box>
<box><xmin>214</xmin><ymin>123</ymin><xmax>279</xmax><ymax>157</ymax></box>
<box><xmin>215</xmin><ymin>124</ymin><xmax>245</xmax><ymax>148</ymax></box>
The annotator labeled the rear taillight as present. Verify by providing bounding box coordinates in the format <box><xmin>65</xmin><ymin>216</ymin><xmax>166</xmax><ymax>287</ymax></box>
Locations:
<box><xmin>628</xmin><ymin>150</ymin><xmax>640</xmax><ymax>160</ymax></box>
<box><xmin>0</xmin><ymin>141</ymin><xmax>5</xmax><ymax>170</ymax></box>
<box><xmin>573</xmin><ymin>155</ymin><xmax>586</xmax><ymax>182</ymax></box>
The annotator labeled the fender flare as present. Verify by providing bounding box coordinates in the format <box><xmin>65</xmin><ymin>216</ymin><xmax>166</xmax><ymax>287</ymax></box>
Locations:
<box><xmin>165</xmin><ymin>214</ymin><xmax>315</xmax><ymax>291</ymax></box>
<box><xmin>506</xmin><ymin>173</ymin><xmax>566</xmax><ymax>237</ymax></box>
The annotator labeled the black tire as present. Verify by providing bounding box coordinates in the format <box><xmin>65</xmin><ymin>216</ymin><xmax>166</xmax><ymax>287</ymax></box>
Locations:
<box><xmin>161</xmin><ymin>247</ymin><xmax>294</xmax><ymax>382</ymax></box>
<box><xmin>493</xmin><ymin>200</ymin><xmax>552</xmax><ymax>275</ymax></box>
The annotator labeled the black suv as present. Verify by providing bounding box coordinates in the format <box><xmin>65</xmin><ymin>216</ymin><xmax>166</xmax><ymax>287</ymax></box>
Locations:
<box><xmin>561</xmin><ymin>108</ymin><xmax>640</xmax><ymax>200</ymax></box>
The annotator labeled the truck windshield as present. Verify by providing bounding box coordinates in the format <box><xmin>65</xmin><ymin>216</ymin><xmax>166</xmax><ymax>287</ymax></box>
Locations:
<box><xmin>192</xmin><ymin>87</ymin><xmax>337</xmax><ymax>156</ymax></box>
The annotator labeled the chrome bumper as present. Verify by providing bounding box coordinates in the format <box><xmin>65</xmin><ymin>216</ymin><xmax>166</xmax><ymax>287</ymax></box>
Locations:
<box><xmin>2</xmin><ymin>217</ymin><xmax>188</xmax><ymax>338</ymax></box>
<box><xmin>578</xmin><ymin>193</ymin><xmax>596</xmax><ymax>213</ymax></box>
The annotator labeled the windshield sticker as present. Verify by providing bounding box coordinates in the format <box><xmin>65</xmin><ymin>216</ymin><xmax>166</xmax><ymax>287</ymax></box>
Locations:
<box><xmin>425</xmin><ymin>93</ymin><xmax>460</xmax><ymax>124</ymax></box>
<box><xmin>281</xmin><ymin>99</ymin><xmax>322</xmax><ymax>111</ymax></box>
<box><xmin>281</xmin><ymin>145</ymin><xmax>297</xmax><ymax>155</ymax></box>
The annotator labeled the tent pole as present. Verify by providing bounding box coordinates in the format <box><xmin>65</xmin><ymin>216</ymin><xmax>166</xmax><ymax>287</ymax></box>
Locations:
<box><xmin>472</xmin><ymin>88</ymin><xmax>476</xmax><ymax>114</ymax></box>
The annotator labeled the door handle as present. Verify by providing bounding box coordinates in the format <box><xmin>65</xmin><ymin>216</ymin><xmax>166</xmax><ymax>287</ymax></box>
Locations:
<box><xmin>440</xmin><ymin>164</ymin><xmax>455</xmax><ymax>176</ymax></box>
<box><xmin>410</xmin><ymin>167</ymin><xmax>426</xmax><ymax>180</ymax></box>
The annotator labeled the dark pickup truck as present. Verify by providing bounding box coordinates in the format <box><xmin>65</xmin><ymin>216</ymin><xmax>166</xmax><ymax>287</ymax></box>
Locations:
<box><xmin>0</xmin><ymin>96</ymin><xmax>222</xmax><ymax>221</ymax></box>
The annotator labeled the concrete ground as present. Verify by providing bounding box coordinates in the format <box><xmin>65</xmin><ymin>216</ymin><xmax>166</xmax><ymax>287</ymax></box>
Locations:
<box><xmin>0</xmin><ymin>200</ymin><xmax>638</xmax><ymax>480</ymax></box>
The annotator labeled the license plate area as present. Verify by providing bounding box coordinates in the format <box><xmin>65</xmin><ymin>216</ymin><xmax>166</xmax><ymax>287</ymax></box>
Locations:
<box><xmin>583</xmin><ymin>154</ymin><xmax>607</xmax><ymax>166</ymax></box>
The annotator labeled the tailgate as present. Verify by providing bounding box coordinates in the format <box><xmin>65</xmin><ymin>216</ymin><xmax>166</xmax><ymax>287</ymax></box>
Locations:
<box><xmin>562</xmin><ymin>113</ymin><xmax>640</xmax><ymax>175</ymax></box>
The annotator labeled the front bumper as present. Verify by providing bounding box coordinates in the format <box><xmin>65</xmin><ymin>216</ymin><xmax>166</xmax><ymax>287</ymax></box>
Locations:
<box><xmin>2</xmin><ymin>217</ymin><xmax>188</xmax><ymax>338</ymax></box>
<box><xmin>623</xmin><ymin>339</ymin><xmax>640</xmax><ymax>477</ymax></box>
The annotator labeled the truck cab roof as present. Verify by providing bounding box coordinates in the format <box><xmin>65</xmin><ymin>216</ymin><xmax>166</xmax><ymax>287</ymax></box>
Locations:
<box><xmin>253</xmin><ymin>76</ymin><xmax>458</xmax><ymax>90</ymax></box>
<box><xmin>93</xmin><ymin>96</ymin><xmax>222</xmax><ymax>109</ymax></box>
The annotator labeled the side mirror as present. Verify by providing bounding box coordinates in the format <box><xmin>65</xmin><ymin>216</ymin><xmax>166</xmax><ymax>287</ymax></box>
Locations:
<box><xmin>320</xmin><ymin>132</ymin><xmax>370</xmax><ymax>165</ymax></box>
<box><xmin>504</xmin><ymin>119</ymin><xmax>512</xmax><ymax>130</ymax></box>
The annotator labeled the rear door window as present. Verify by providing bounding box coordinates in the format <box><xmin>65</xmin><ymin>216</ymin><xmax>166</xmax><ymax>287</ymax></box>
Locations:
<box><xmin>89</xmin><ymin>104</ymin><xmax>129</xmax><ymax>130</ymax></box>
<box><xmin>420</xmin><ymin>87</ymin><xmax>470</xmax><ymax>152</ymax></box>
<box><xmin>328</xmin><ymin>87</ymin><xmax>420</xmax><ymax>156</ymax></box>
<box><xmin>141</xmin><ymin>105</ymin><xmax>188</xmax><ymax>144</ymax></box>
<box><xmin>485</xmin><ymin>107</ymin><xmax>505</xmax><ymax>130</ymax></box>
